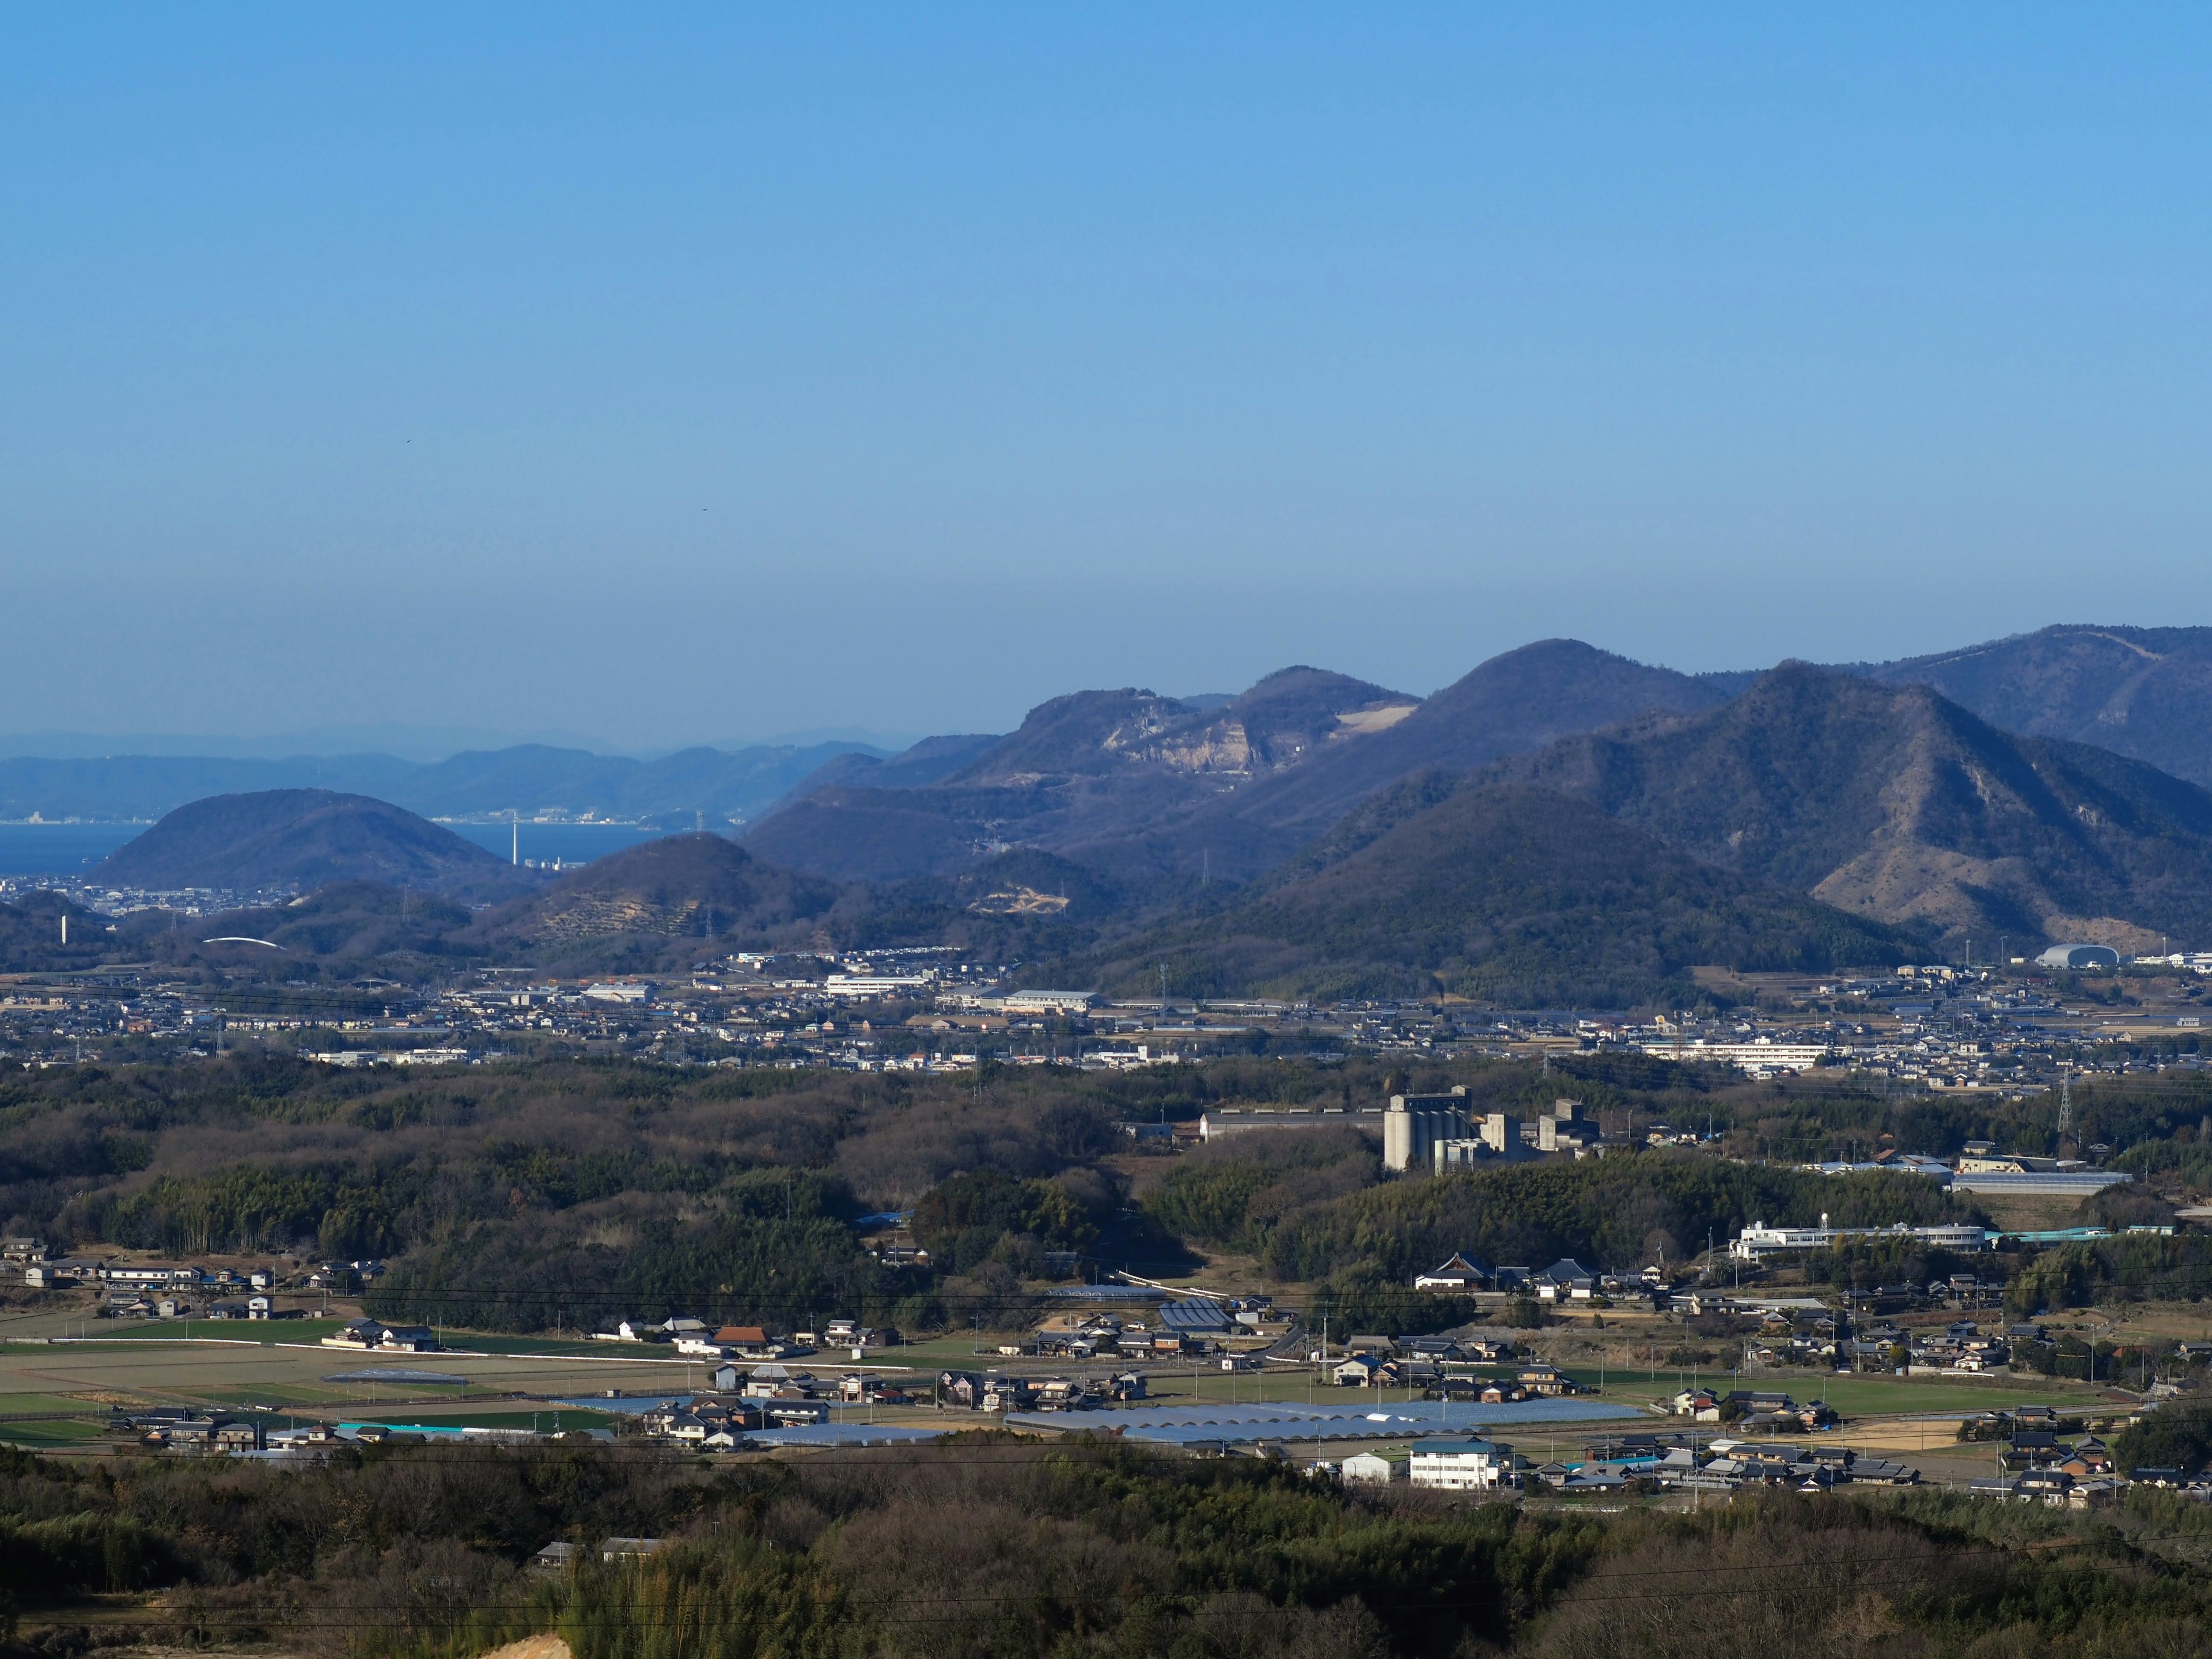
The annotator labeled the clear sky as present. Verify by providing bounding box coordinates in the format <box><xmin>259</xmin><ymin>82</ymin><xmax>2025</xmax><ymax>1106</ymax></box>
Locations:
<box><xmin>5</xmin><ymin>7</ymin><xmax>2210</xmax><ymax>752</ymax></box>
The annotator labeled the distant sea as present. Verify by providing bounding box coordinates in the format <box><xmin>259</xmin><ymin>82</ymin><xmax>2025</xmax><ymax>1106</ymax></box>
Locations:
<box><xmin>0</xmin><ymin>823</ymin><xmax>146</xmax><ymax>874</ymax></box>
<box><xmin>0</xmin><ymin>820</ymin><xmax>673</xmax><ymax>879</ymax></box>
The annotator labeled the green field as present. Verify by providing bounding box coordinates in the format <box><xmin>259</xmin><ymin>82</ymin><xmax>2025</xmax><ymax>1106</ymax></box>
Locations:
<box><xmin>0</xmin><ymin>1418</ymin><xmax>108</xmax><ymax>1448</ymax></box>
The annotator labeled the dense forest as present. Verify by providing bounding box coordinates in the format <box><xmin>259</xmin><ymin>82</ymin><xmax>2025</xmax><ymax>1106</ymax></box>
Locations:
<box><xmin>9</xmin><ymin>1437</ymin><xmax>2212</xmax><ymax>1659</ymax></box>
<box><xmin>6</xmin><ymin>1052</ymin><xmax>2212</xmax><ymax>1336</ymax></box>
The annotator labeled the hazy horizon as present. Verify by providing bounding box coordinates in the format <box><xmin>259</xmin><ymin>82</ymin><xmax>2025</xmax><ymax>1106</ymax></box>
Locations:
<box><xmin>0</xmin><ymin>618</ymin><xmax>2175</xmax><ymax>760</ymax></box>
<box><xmin>7</xmin><ymin>9</ymin><xmax>2210</xmax><ymax>747</ymax></box>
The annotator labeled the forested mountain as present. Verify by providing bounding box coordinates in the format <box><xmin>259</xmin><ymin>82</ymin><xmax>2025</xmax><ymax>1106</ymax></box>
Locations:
<box><xmin>472</xmin><ymin>832</ymin><xmax>848</xmax><ymax>965</ymax></box>
<box><xmin>93</xmin><ymin>790</ymin><xmax>533</xmax><ymax>900</ymax></box>
<box><xmin>1059</xmin><ymin>782</ymin><xmax>1918</xmax><ymax>1007</ymax></box>
<box><xmin>1484</xmin><ymin>664</ymin><xmax>2212</xmax><ymax>950</ymax></box>
<box><xmin>1853</xmin><ymin>624</ymin><xmax>2212</xmax><ymax>786</ymax></box>
<box><xmin>0</xmin><ymin>889</ymin><xmax>116</xmax><ymax>972</ymax></box>
<box><xmin>1162</xmin><ymin>638</ymin><xmax>1737</xmax><ymax>861</ymax></box>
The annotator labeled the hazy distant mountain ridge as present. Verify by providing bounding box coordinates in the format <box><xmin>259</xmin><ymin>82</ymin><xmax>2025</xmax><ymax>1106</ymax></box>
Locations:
<box><xmin>1854</xmin><ymin>624</ymin><xmax>2212</xmax><ymax>786</ymax></box>
<box><xmin>1483</xmin><ymin>664</ymin><xmax>2212</xmax><ymax>950</ymax></box>
<box><xmin>0</xmin><ymin>740</ymin><xmax>881</xmax><ymax>825</ymax></box>
<box><xmin>771</xmin><ymin>734</ymin><xmax>1003</xmax><ymax>808</ymax></box>
<box><xmin>94</xmin><ymin>790</ymin><xmax>529</xmax><ymax>899</ymax></box>
<box><xmin>745</xmin><ymin>668</ymin><xmax>1416</xmax><ymax>883</ymax></box>
<box><xmin>741</xmin><ymin>647</ymin><xmax>1730</xmax><ymax>885</ymax></box>
<box><xmin>1155</xmin><ymin>639</ymin><xmax>1739</xmax><ymax>866</ymax></box>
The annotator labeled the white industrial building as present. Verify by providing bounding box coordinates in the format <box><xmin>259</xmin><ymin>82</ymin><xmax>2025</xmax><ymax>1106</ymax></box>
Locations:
<box><xmin>1383</xmin><ymin>1089</ymin><xmax>1471</xmax><ymax>1172</ymax></box>
<box><xmin>1410</xmin><ymin>1439</ymin><xmax>1513</xmax><ymax>1490</ymax></box>
<box><xmin>2036</xmin><ymin>944</ymin><xmax>2120</xmax><ymax>970</ymax></box>
<box><xmin>1730</xmin><ymin>1219</ymin><xmax>1993</xmax><ymax>1261</ymax></box>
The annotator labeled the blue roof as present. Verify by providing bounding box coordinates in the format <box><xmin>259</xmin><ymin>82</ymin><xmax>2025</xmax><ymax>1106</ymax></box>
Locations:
<box><xmin>1158</xmin><ymin>1298</ymin><xmax>1234</xmax><ymax>1332</ymax></box>
<box><xmin>747</xmin><ymin>1423</ymin><xmax>945</xmax><ymax>1448</ymax></box>
<box><xmin>1413</xmin><ymin>1440</ymin><xmax>1505</xmax><ymax>1455</ymax></box>
<box><xmin>1005</xmin><ymin>1397</ymin><xmax>1634</xmax><ymax>1446</ymax></box>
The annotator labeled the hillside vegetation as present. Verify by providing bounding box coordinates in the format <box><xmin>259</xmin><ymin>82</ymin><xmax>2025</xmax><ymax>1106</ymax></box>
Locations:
<box><xmin>94</xmin><ymin>790</ymin><xmax>531</xmax><ymax>900</ymax></box>
<box><xmin>1059</xmin><ymin>783</ymin><xmax>1919</xmax><ymax>1007</ymax></box>
<box><xmin>1862</xmin><ymin>623</ymin><xmax>2212</xmax><ymax>786</ymax></box>
<box><xmin>21</xmin><ymin>1051</ymin><xmax>2204</xmax><ymax>1338</ymax></box>
<box><xmin>1487</xmin><ymin>664</ymin><xmax>2212</xmax><ymax>950</ymax></box>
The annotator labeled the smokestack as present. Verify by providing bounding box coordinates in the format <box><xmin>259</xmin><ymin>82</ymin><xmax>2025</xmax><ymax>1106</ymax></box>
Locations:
<box><xmin>60</xmin><ymin>912</ymin><xmax>67</xmax><ymax>946</ymax></box>
<box><xmin>512</xmin><ymin>815</ymin><xmax>518</xmax><ymax>865</ymax></box>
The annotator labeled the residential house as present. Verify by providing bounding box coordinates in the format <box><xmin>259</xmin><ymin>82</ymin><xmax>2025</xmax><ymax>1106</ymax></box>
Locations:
<box><xmin>1398</xmin><ymin>1336</ymin><xmax>1465</xmax><ymax>1361</ymax></box>
<box><xmin>320</xmin><ymin>1319</ymin><xmax>438</xmax><ymax>1353</ymax></box>
<box><xmin>1671</xmin><ymin>1388</ymin><xmax>1721</xmax><ymax>1421</ymax></box>
<box><xmin>1534</xmin><ymin>1260</ymin><xmax>1597</xmax><ymax>1302</ymax></box>
<box><xmin>1414</xmin><ymin>1253</ymin><xmax>1492</xmax><ymax>1291</ymax></box>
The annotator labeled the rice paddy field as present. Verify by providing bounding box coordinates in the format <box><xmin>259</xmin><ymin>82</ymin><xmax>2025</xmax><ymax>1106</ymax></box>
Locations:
<box><xmin>0</xmin><ymin>1306</ymin><xmax>732</xmax><ymax>1448</ymax></box>
<box><xmin>0</xmin><ymin>1301</ymin><xmax>2123</xmax><ymax>1459</ymax></box>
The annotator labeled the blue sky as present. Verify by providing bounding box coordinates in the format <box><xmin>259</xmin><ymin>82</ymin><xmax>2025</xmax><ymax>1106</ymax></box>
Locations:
<box><xmin>5</xmin><ymin>7</ymin><xmax>2209</xmax><ymax>751</ymax></box>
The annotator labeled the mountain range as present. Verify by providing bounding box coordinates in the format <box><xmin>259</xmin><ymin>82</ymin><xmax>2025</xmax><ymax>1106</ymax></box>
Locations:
<box><xmin>1062</xmin><ymin>781</ymin><xmax>1921</xmax><ymax>1007</ymax></box>
<box><xmin>13</xmin><ymin>624</ymin><xmax>2212</xmax><ymax>833</ymax></box>
<box><xmin>1480</xmin><ymin>664</ymin><xmax>2212</xmax><ymax>953</ymax></box>
<box><xmin>30</xmin><ymin>622</ymin><xmax>2212</xmax><ymax>1003</ymax></box>
<box><xmin>0</xmin><ymin>740</ymin><xmax>881</xmax><ymax>826</ymax></box>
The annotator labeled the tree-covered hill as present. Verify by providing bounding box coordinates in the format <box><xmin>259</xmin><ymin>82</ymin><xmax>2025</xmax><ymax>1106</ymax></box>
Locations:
<box><xmin>1486</xmin><ymin>662</ymin><xmax>2212</xmax><ymax>950</ymax></box>
<box><xmin>1058</xmin><ymin>782</ymin><xmax>1919</xmax><ymax>1007</ymax></box>
<box><xmin>93</xmin><ymin>789</ymin><xmax>531</xmax><ymax>900</ymax></box>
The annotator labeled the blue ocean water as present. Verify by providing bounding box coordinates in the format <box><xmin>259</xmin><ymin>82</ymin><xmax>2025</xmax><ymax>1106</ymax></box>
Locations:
<box><xmin>0</xmin><ymin>823</ymin><xmax>147</xmax><ymax>874</ymax></box>
<box><xmin>0</xmin><ymin>820</ymin><xmax>673</xmax><ymax>878</ymax></box>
